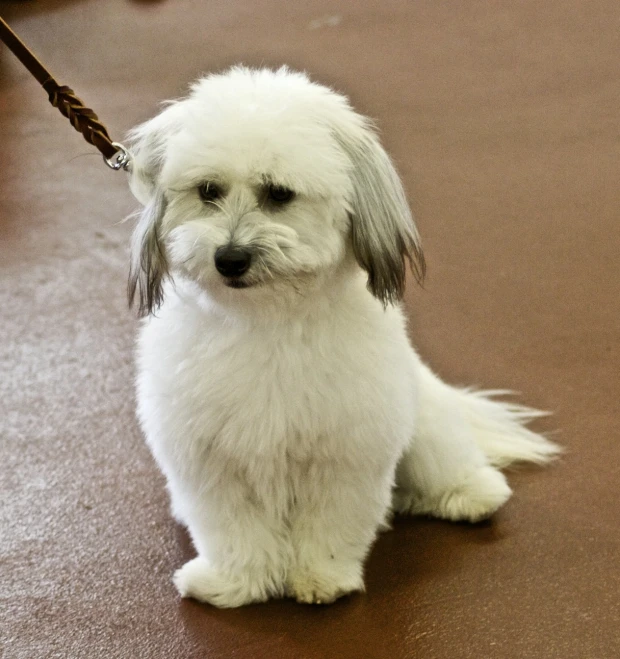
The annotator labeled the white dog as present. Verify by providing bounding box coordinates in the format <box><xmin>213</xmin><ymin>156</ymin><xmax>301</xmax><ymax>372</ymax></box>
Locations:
<box><xmin>127</xmin><ymin>66</ymin><xmax>559</xmax><ymax>607</ymax></box>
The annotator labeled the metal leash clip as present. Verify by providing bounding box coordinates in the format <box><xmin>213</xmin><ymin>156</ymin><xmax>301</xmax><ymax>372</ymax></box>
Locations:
<box><xmin>104</xmin><ymin>142</ymin><xmax>132</xmax><ymax>171</ymax></box>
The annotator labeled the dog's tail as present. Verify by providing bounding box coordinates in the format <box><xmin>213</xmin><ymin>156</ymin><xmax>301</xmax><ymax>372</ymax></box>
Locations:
<box><xmin>457</xmin><ymin>387</ymin><xmax>559</xmax><ymax>467</ymax></box>
<box><xmin>417</xmin><ymin>361</ymin><xmax>561</xmax><ymax>469</ymax></box>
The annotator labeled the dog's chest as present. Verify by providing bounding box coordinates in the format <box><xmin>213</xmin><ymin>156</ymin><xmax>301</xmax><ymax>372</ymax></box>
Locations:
<box><xmin>161</xmin><ymin>314</ymin><xmax>389</xmax><ymax>460</ymax></box>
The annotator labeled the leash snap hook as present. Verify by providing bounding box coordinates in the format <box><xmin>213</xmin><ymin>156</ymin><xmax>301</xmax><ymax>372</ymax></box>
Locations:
<box><xmin>104</xmin><ymin>142</ymin><xmax>132</xmax><ymax>171</ymax></box>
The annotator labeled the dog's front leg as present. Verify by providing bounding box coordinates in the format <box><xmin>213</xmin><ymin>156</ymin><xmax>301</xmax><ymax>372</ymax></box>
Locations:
<box><xmin>287</xmin><ymin>459</ymin><xmax>394</xmax><ymax>605</ymax></box>
<box><xmin>172</xmin><ymin>477</ymin><xmax>292</xmax><ymax>608</ymax></box>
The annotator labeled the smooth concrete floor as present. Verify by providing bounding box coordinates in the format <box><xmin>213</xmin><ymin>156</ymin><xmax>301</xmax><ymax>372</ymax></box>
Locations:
<box><xmin>1</xmin><ymin>1</ymin><xmax>619</xmax><ymax>657</ymax></box>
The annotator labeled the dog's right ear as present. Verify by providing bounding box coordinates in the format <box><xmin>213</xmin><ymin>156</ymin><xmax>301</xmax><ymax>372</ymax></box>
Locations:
<box><xmin>126</xmin><ymin>103</ymin><xmax>182</xmax><ymax>316</ymax></box>
<box><xmin>127</xmin><ymin>191</ymin><xmax>169</xmax><ymax>317</ymax></box>
<box><xmin>127</xmin><ymin>101</ymin><xmax>183</xmax><ymax>204</ymax></box>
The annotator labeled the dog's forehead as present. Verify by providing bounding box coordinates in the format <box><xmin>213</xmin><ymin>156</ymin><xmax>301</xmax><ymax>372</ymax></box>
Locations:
<box><xmin>161</xmin><ymin>68</ymin><xmax>356</xmax><ymax>196</ymax></box>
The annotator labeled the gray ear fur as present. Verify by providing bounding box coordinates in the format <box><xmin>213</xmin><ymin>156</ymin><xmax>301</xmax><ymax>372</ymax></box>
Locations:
<box><xmin>335</xmin><ymin>127</ymin><xmax>425</xmax><ymax>305</ymax></box>
<box><xmin>127</xmin><ymin>191</ymin><xmax>169</xmax><ymax>317</ymax></box>
<box><xmin>126</xmin><ymin>104</ymin><xmax>182</xmax><ymax>316</ymax></box>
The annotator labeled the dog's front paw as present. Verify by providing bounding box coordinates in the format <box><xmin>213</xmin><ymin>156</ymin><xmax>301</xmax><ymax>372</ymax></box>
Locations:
<box><xmin>287</xmin><ymin>560</ymin><xmax>364</xmax><ymax>605</ymax></box>
<box><xmin>173</xmin><ymin>557</ymin><xmax>269</xmax><ymax>608</ymax></box>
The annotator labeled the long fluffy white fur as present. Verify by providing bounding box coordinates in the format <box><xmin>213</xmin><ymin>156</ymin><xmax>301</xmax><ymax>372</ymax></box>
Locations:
<box><xmin>128</xmin><ymin>66</ymin><xmax>560</xmax><ymax>608</ymax></box>
<box><xmin>460</xmin><ymin>389</ymin><xmax>559</xmax><ymax>468</ymax></box>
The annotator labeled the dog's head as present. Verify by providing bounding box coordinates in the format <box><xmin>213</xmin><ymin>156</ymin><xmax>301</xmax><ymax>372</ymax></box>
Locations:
<box><xmin>127</xmin><ymin>67</ymin><xmax>424</xmax><ymax>315</ymax></box>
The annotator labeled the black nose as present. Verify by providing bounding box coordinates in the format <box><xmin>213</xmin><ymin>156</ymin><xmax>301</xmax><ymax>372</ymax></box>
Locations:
<box><xmin>214</xmin><ymin>246</ymin><xmax>252</xmax><ymax>278</ymax></box>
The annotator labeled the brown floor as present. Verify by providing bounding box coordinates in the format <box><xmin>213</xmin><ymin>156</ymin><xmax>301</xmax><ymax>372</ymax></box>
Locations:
<box><xmin>1</xmin><ymin>1</ymin><xmax>619</xmax><ymax>657</ymax></box>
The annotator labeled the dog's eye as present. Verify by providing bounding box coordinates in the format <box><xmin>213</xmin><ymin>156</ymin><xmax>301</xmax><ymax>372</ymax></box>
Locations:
<box><xmin>267</xmin><ymin>185</ymin><xmax>295</xmax><ymax>203</ymax></box>
<box><xmin>198</xmin><ymin>182</ymin><xmax>222</xmax><ymax>203</ymax></box>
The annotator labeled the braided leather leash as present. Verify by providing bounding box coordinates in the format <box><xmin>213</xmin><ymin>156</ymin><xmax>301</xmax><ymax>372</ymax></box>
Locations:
<box><xmin>0</xmin><ymin>15</ymin><xmax>130</xmax><ymax>170</ymax></box>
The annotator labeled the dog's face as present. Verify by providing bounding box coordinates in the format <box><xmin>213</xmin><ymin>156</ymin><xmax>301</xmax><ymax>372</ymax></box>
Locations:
<box><xmin>127</xmin><ymin>67</ymin><xmax>424</xmax><ymax>315</ymax></box>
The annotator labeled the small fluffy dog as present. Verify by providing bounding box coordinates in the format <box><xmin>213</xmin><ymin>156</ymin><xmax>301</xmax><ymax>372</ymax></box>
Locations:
<box><xmin>127</xmin><ymin>66</ymin><xmax>559</xmax><ymax>607</ymax></box>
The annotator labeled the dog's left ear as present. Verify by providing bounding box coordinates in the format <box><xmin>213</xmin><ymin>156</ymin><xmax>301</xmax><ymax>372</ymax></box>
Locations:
<box><xmin>334</xmin><ymin>122</ymin><xmax>425</xmax><ymax>306</ymax></box>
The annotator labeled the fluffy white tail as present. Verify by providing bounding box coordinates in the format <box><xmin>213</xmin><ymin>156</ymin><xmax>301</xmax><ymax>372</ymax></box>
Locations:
<box><xmin>413</xmin><ymin>356</ymin><xmax>561</xmax><ymax>469</ymax></box>
<box><xmin>457</xmin><ymin>388</ymin><xmax>560</xmax><ymax>468</ymax></box>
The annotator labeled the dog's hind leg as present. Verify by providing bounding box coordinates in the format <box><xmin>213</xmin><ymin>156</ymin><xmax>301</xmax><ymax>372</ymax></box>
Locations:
<box><xmin>393</xmin><ymin>357</ymin><xmax>560</xmax><ymax>522</ymax></box>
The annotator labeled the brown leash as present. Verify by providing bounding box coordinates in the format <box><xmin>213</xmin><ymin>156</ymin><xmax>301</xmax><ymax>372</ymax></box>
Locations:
<box><xmin>0</xmin><ymin>15</ymin><xmax>130</xmax><ymax>170</ymax></box>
